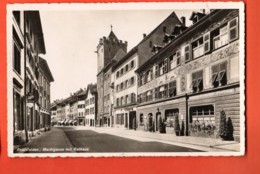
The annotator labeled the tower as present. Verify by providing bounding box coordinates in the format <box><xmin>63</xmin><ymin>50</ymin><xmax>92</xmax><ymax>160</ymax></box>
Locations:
<box><xmin>96</xmin><ymin>29</ymin><xmax>127</xmax><ymax>126</ymax></box>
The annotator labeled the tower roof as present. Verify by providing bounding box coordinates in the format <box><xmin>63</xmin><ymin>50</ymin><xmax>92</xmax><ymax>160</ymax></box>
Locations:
<box><xmin>108</xmin><ymin>30</ymin><xmax>119</xmax><ymax>41</ymax></box>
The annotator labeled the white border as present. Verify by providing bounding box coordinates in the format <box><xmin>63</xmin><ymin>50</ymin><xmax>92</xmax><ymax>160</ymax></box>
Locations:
<box><xmin>7</xmin><ymin>2</ymin><xmax>245</xmax><ymax>157</ymax></box>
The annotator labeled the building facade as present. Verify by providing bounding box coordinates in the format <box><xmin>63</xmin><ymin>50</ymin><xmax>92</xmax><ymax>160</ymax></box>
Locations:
<box><xmin>135</xmin><ymin>9</ymin><xmax>240</xmax><ymax>141</ymax></box>
<box><xmin>85</xmin><ymin>84</ymin><xmax>97</xmax><ymax>127</ymax></box>
<box><xmin>11</xmin><ymin>11</ymin><xmax>54</xmax><ymax>144</ymax></box>
<box><xmin>38</xmin><ymin>57</ymin><xmax>54</xmax><ymax>130</ymax></box>
<box><xmin>96</xmin><ymin>30</ymin><xmax>127</xmax><ymax>126</ymax></box>
<box><xmin>112</xmin><ymin>49</ymin><xmax>138</xmax><ymax>129</ymax></box>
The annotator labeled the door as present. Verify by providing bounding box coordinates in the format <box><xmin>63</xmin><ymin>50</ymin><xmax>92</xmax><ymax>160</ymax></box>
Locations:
<box><xmin>129</xmin><ymin>111</ymin><xmax>136</xmax><ymax>129</ymax></box>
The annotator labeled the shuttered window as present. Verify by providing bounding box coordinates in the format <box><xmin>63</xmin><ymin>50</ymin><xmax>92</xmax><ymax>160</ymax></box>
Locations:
<box><xmin>184</xmin><ymin>44</ymin><xmax>191</xmax><ymax>61</ymax></box>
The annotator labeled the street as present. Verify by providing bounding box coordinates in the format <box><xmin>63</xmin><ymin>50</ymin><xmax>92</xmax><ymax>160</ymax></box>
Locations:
<box><xmin>16</xmin><ymin>127</ymin><xmax>203</xmax><ymax>153</ymax></box>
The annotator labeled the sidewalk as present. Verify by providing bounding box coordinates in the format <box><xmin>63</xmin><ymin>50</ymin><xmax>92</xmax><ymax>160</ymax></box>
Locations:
<box><xmin>75</xmin><ymin>126</ymin><xmax>242</xmax><ymax>153</ymax></box>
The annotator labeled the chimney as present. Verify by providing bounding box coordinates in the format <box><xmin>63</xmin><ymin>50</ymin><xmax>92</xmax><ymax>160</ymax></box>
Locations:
<box><xmin>202</xmin><ymin>9</ymin><xmax>205</xmax><ymax>14</ymax></box>
<box><xmin>180</xmin><ymin>16</ymin><xmax>186</xmax><ymax>26</ymax></box>
<box><xmin>143</xmin><ymin>33</ymin><xmax>146</xmax><ymax>38</ymax></box>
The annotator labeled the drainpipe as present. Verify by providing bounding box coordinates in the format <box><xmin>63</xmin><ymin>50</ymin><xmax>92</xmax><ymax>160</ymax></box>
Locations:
<box><xmin>185</xmin><ymin>93</ymin><xmax>189</xmax><ymax>136</ymax></box>
<box><xmin>23</xmin><ymin>13</ymin><xmax>28</xmax><ymax>142</ymax></box>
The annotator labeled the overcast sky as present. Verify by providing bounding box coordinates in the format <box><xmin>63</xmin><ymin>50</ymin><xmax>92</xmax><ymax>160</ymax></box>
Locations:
<box><xmin>40</xmin><ymin>9</ymin><xmax>199</xmax><ymax>102</ymax></box>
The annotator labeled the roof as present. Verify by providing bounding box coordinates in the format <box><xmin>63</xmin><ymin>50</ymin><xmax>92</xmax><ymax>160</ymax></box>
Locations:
<box><xmin>25</xmin><ymin>11</ymin><xmax>46</xmax><ymax>54</ymax></box>
<box><xmin>112</xmin><ymin>48</ymin><xmax>127</xmax><ymax>61</ymax></box>
<box><xmin>189</xmin><ymin>11</ymin><xmax>206</xmax><ymax>20</ymax></box>
<box><xmin>112</xmin><ymin>46</ymin><xmax>138</xmax><ymax>71</ymax></box>
<box><xmin>108</xmin><ymin>30</ymin><xmax>119</xmax><ymax>41</ymax></box>
<box><xmin>39</xmin><ymin>57</ymin><xmax>54</xmax><ymax>82</ymax></box>
<box><xmin>135</xmin><ymin>10</ymin><xmax>226</xmax><ymax>73</ymax></box>
<box><xmin>86</xmin><ymin>83</ymin><xmax>97</xmax><ymax>97</ymax></box>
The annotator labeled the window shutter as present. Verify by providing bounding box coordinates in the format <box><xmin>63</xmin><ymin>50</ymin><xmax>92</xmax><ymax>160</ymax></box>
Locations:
<box><xmin>184</xmin><ymin>44</ymin><xmax>191</xmax><ymax>61</ymax></box>
<box><xmin>150</xmin><ymin>69</ymin><xmax>153</xmax><ymax>80</ymax></box>
<box><xmin>229</xmin><ymin>17</ymin><xmax>238</xmax><ymax>42</ymax></box>
<box><xmin>164</xmin><ymin>58</ymin><xmax>168</xmax><ymax>73</ymax></box>
<box><xmin>155</xmin><ymin>65</ymin><xmax>159</xmax><ymax>77</ymax></box>
<box><xmin>176</xmin><ymin>51</ymin><xmax>181</xmax><ymax>65</ymax></box>
<box><xmin>204</xmin><ymin>32</ymin><xmax>210</xmax><ymax>53</ymax></box>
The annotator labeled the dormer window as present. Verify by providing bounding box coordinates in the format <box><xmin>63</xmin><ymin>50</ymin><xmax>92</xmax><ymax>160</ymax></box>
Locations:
<box><xmin>189</xmin><ymin>11</ymin><xmax>206</xmax><ymax>25</ymax></box>
<box><xmin>151</xmin><ymin>45</ymin><xmax>163</xmax><ymax>54</ymax></box>
<box><xmin>163</xmin><ymin>33</ymin><xmax>175</xmax><ymax>44</ymax></box>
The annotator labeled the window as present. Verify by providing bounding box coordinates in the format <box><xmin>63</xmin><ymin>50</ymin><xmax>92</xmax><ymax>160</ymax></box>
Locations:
<box><xmin>169</xmin><ymin>81</ymin><xmax>177</xmax><ymax>97</ymax></box>
<box><xmin>229</xmin><ymin>17</ymin><xmax>239</xmax><ymax>42</ymax></box>
<box><xmin>13</xmin><ymin>11</ymin><xmax>20</xmax><ymax>26</ymax></box>
<box><xmin>125</xmin><ymin>95</ymin><xmax>129</xmax><ymax>105</ymax></box>
<box><xmin>125</xmin><ymin>64</ymin><xmax>129</xmax><ymax>72</ymax></box>
<box><xmin>120</xmin><ymin>97</ymin><xmax>124</xmax><ymax>106</ymax></box>
<box><xmin>190</xmin><ymin>70</ymin><xmax>203</xmax><ymax>92</ymax></box>
<box><xmin>210</xmin><ymin>62</ymin><xmax>227</xmax><ymax>87</ymax></box>
<box><xmin>130</xmin><ymin>60</ymin><xmax>134</xmax><ymax>68</ymax></box>
<box><xmin>13</xmin><ymin>40</ymin><xmax>21</xmax><ymax>74</ymax></box>
<box><xmin>120</xmin><ymin>68</ymin><xmax>124</xmax><ymax>76</ymax></box>
<box><xmin>146</xmin><ymin>90</ymin><xmax>153</xmax><ymax>101</ymax></box>
<box><xmin>120</xmin><ymin>82</ymin><xmax>124</xmax><ymax>90</ymax></box>
<box><xmin>212</xmin><ymin>25</ymin><xmax>228</xmax><ymax>50</ymax></box>
<box><xmin>116</xmin><ymin>85</ymin><xmax>119</xmax><ymax>92</ymax></box>
<box><xmin>146</xmin><ymin>69</ymin><xmax>153</xmax><ymax>82</ymax></box>
<box><xmin>107</xmin><ymin>94</ymin><xmax>110</xmax><ymax>100</ymax></box>
<box><xmin>155</xmin><ymin>65</ymin><xmax>159</xmax><ymax>77</ymax></box>
<box><xmin>190</xmin><ymin>105</ymin><xmax>214</xmax><ymax>123</ymax></box>
<box><xmin>170</xmin><ymin>51</ymin><xmax>181</xmax><ymax>70</ymax></box>
<box><xmin>116</xmin><ymin>71</ymin><xmax>120</xmax><ymax>78</ymax></box>
<box><xmin>184</xmin><ymin>44</ymin><xmax>191</xmax><ymax>62</ymax></box>
<box><xmin>130</xmin><ymin>77</ymin><xmax>135</xmax><ymax>85</ymax></box>
<box><xmin>116</xmin><ymin>98</ymin><xmax>120</xmax><ymax>106</ymax></box>
<box><xmin>131</xmin><ymin>93</ymin><xmax>136</xmax><ymax>103</ymax></box>
<box><xmin>156</xmin><ymin>84</ymin><xmax>168</xmax><ymax>99</ymax></box>
<box><xmin>125</xmin><ymin>80</ymin><xmax>129</xmax><ymax>88</ymax></box>
<box><xmin>192</xmin><ymin>37</ymin><xmax>204</xmax><ymax>58</ymax></box>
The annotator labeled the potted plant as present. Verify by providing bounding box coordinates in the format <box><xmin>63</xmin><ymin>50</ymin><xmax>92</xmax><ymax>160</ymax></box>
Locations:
<box><xmin>174</xmin><ymin>114</ymin><xmax>181</xmax><ymax>136</ymax></box>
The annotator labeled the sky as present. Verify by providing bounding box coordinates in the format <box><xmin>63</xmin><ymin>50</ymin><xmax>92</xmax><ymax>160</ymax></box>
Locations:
<box><xmin>39</xmin><ymin>9</ymin><xmax>198</xmax><ymax>102</ymax></box>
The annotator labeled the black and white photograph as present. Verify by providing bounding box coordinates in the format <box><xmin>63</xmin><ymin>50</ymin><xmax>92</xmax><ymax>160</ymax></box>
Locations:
<box><xmin>7</xmin><ymin>2</ymin><xmax>245</xmax><ymax>157</ymax></box>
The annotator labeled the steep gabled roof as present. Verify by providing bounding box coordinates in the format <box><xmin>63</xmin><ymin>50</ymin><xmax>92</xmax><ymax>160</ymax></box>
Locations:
<box><xmin>108</xmin><ymin>30</ymin><xmax>119</xmax><ymax>41</ymax></box>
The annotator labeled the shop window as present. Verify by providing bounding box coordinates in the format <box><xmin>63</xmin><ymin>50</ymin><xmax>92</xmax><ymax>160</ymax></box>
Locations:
<box><xmin>190</xmin><ymin>70</ymin><xmax>203</xmax><ymax>92</ymax></box>
<box><xmin>165</xmin><ymin>109</ymin><xmax>179</xmax><ymax>127</ymax></box>
<box><xmin>168</xmin><ymin>80</ymin><xmax>177</xmax><ymax>97</ymax></box>
<box><xmin>210</xmin><ymin>61</ymin><xmax>227</xmax><ymax>87</ymax></box>
<box><xmin>189</xmin><ymin>105</ymin><xmax>214</xmax><ymax>124</ymax></box>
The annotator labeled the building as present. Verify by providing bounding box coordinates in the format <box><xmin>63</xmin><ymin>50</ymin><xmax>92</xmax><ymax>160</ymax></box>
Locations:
<box><xmin>109</xmin><ymin>11</ymin><xmax>181</xmax><ymax>129</ymax></box>
<box><xmin>11</xmin><ymin>11</ymin><xmax>53</xmax><ymax>144</ymax></box>
<box><xmin>96</xmin><ymin>29</ymin><xmax>127</xmax><ymax>126</ymax></box>
<box><xmin>38</xmin><ymin>57</ymin><xmax>54</xmax><ymax>130</ymax></box>
<box><xmin>112</xmin><ymin>48</ymin><xmax>138</xmax><ymax>129</ymax></box>
<box><xmin>77</xmin><ymin>90</ymin><xmax>87</xmax><ymax>126</ymax></box>
<box><xmin>12</xmin><ymin>11</ymin><xmax>26</xmax><ymax>144</ymax></box>
<box><xmin>135</xmin><ymin>9</ymin><xmax>240</xmax><ymax>141</ymax></box>
<box><xmin>85</xmin><ymin>83</ymin><xmax>97</xmax><ymax>127</ymax></box>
